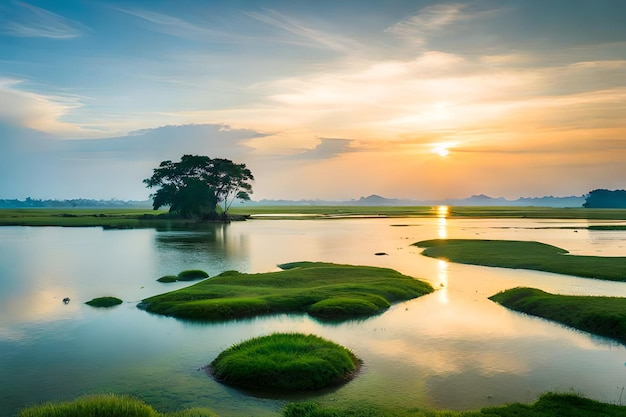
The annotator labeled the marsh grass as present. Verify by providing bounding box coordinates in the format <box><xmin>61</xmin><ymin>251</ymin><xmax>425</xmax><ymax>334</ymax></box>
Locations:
<box><xmin>139</xmin><ymin>262</ymin><xmax>433</xmax><ymax>321</ymax></box>
<box><xmin>489</xmin><ymin>287</ymin><xmax>626</xmax><ymax>344</ymax></box>
<box><xmin>3</xmin><ymin>206</ymin><xmax>626</xmax><ymax>228</ymax></box>
<box><xmin>17</xmin><ymin>394</ymin><xmax>217</xmax><ymax>417</ymax></box>
<box><xmin>415</xmin><ymin>239</ymin><xmax>626</xmax><ymax>281</ymax></box>
<box><xmin>85</xmin><ymin>296</ymin><xmax>123</xmax><ymax>308</ymax></box>
<box><xmin>283</xmin><ymin>393</ymin><xmax>626</xmax><ymax>417</ymax></box>
<box><xmin>210</xmin><ymin>333</ymin><xmax>360</xmax><ymax>391</ymax></box>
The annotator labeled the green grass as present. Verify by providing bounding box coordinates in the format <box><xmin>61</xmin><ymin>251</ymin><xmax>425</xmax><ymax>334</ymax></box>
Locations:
<box><xmin>139</xmin><ymin>262</ymin><xmax>433</xmax><ymax>321</ymax></box>
<box><xmin>489</xmin><ymin>287</ymin><xmax>626</xmax><ymax>344</ymax></box>
<box><xmin>415</xmin><ymin>239</ymin><xmax>626</xmax><ymax>281</ymax></box>
<box><xmin>210</xmin><ymin>333</ymin><xmax>360</xmax><ymax>391</ymax></box>
<box><xmin>17</xmin><ymin>392</ymin><xmax>626</xmax><ymax>417</ymax></box>
<box><xmin>177</xmin><ymin>269</ymin><xmax>209</xmax><ymax>281</ymax></box>
<box><xmin>3</xmin><ymin>206</ymin><xmax>626</xmax><ymax>228</ymax></box>
<box><xmin>157</xmin><ymin>275</ymin><xmax>179</xmax><ymax>283</ymax></box>
<box><xmin>17</xmin><ymin>394</ymin><xmax>218</xmax><ymax>417</ymax></box>
<box><xmin>283</xmin><ymin>393</ymin><xmax>626</xmax><ymax>416</ymax></box>
<box><xmin>85</xmin><ymin>296</ymin><xmax>123</xmax><ymax>308</ymax></box>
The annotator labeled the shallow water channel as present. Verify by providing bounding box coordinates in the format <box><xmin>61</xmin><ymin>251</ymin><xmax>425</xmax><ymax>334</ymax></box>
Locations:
<box><xmin>1</xmin><ymin>215</ymin><xmax>626</xmax><ymax>416</ymax></box>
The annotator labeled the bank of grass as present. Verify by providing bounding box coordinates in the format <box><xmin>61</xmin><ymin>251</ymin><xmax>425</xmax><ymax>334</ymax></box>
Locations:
<box><xmin>3</xmin><ymin>206</ymin><xmax>626</xmax><ymax>228</ymax></box>
<box><xmin>139</xmin><ymin>262</ymin><xmax>433</xmax><ymax>321</ymax></box>
<box><xmin>177</xmin><ymin>269</ymin><xmax>209</xmax><ymax>281</ymax></box>
<box><xmin>17</xmin><ymin>394</ymin><xmax>217</xmax><ymax>417</ymax></box>
<box><xmin>415</xmin><ymin>239</ymin><xmax>626</xmax><ymax>282</ymax></box>
<box><xmin>85</xmin><ymin>296</ymin><xmax>123</xmax><ymax>307</ymax></box>
<box><xmin>489</xmin><ymin>287</ymin><xmax>626</xmax><ymax>344</ymax></box>
<box><xmin>210</xmin><ymin>333</ymin><xmax>360</xmax><ymax>391</ymax></box>
<box><xmin>284</xmin><ymin>393</ymin><xmax>626</xmax><ymax>417</ymax></box>
<box><xmin>17</xmin><ymin>392</ymin><xmax>626</xmax><ymax>417</ymax></box>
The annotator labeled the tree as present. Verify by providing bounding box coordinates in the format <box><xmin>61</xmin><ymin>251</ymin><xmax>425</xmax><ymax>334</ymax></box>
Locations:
<box><xmin>143</xmin><ymin>155</ymin><xmax>254</xmax><ymax>219</ymax></box>
<box><xmin>583</xmin><ymin>189</ymin><xmax>626</xmax><ymax>208</ymax></box>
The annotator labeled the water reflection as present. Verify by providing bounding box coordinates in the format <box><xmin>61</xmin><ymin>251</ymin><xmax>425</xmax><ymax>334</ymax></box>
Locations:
<box><xmin>436</xmin><ymin>205</ymin><xmax>448</xmax><ymax>239</ymax></box>
<box><xmin>2</xmin><ymin>220</ymin><xmax>626</xmax><ymax>416</ymax></box>
<box><xmin>436</xmin><ymin>260</ymin><xmax>448</xmax><ymax>303</ymax></box>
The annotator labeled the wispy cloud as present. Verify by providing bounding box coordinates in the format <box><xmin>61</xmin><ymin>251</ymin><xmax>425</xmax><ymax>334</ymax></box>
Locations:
<box><xmin>0</xmin><ymin>77</ymin><xmax>90</xmax><ymax>136</ymax></box>
<box><xmin>385</xmin><ymin>3</ymin><xmax>469</xmax><ymax>45</ymax></box>
<box><xmin>245</xmin><ymin>9</ymin><xmax>360</xmax><ymax>52</ymax></box>
<box><xmin>116</xmin><ymin>8</ymin><xmax>228</xmax><ymax>41</ymax></box>
<box><xmin>0</xmin><ymin>1</ymin><xmax>83</xmax><ymax>39</ymax></box>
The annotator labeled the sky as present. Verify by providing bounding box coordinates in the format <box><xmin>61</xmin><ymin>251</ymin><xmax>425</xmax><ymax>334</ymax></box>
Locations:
<box><xmin>1</xmin><ymin>0</ymin><xmax>625</xmax><ymax>201</ymax></box>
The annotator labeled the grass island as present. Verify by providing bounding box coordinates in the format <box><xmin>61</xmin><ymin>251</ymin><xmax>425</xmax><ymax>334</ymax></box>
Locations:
<box><xmin>489</xmin><ymin>287</ymin><xmax>626</xmax><ymax>345</ymax></box>
<box><xmin>415</xmin><ymin>239</ymin><xmax>626</xmax><ymax>281</ymax></box>
<box><xmin>85</xmin><ymin>296</ymin><xmax>123</xmax><ymax>308</ymax></box>
<box><xmin>138</xmin><ymin>262</ymin><xmax>433</xmax><ymax>322</ymax></box>
<box><xmin>210</xmin><ymin>333</ymin><xmax>360</xmax><ymax>392</ymax></box>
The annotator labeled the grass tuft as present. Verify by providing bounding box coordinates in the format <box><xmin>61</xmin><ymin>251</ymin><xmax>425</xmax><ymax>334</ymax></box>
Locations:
<box><xmin>17</xmin><ymin>394</ymin><xmax>218</xmax><ymax>417</ymax></box>
<box><xmin>210</xmin><ymin>333</ymin><xmax>360</xmax><ymax>391</ymax></box>
<box><xmin>85</xmin><ymin>296</ymin><xmax>123</xmax><ymax>308</ymax></box>
<box><xmin>157</xmin><ymin>275</ymin><xmax>179</xmax><ymax>283</ymax></box>
<box><xmin>177</xmin><ymin>270</ymin><xmax>209</xmax><ymax>281</ymax></box>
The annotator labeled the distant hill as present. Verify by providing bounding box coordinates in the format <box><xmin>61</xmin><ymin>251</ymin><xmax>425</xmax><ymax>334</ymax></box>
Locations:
<box><xmin>0</xmin><ymin>198</ymin><xmax>152</xmax><ymax>209</ymax></box>
<box><xmin>0</xmin><ymin>194</ymin><xmax>586</xmax><ymax>209</ymax></box>
<box><xmin>240</xmin><ymin>194</ymin><xmax>586</xmax><ymax>208</ymax></box>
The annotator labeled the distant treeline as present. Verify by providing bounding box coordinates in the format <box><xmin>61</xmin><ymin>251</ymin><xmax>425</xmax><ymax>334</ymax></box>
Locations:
<box><xmin>0</xmin><ymin>198</ymin><xmax>152</xmax><ymax>209</ymax></box>
<box><xmin>583</xmin><ymin>189</ymin><xmax>626</xmax><ymax>208</ymax></box>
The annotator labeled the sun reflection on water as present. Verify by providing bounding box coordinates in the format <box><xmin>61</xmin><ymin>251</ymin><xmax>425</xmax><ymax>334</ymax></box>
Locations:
<box><xmin>437</xmin><ymin>259</ymin><xmax>448</xmax><ymax>304</ymax></box>
<box><xmin>436</xmin><ymin>205</ymin><xmax>448</xmax><ymax>239</ymax></box>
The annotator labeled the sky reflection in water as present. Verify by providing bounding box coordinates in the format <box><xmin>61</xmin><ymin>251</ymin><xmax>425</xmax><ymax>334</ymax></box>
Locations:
<box><xmin>1</xmin><ymin>216</ymin><xmax>626</xmax><ymax>415</ymax></box>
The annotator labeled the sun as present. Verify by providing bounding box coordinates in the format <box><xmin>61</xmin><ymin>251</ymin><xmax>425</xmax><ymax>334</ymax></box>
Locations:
<box><xmin>433</xmin><ymin>143</ymin><xmax>451</xmax><ymax>157</ymax></box>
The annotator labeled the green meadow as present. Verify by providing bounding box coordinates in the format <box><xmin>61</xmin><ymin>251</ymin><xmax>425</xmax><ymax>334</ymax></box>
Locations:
<box><xmin>2</xmin><ymin>206</ymin><xmax>626</xmax><ymax>228</ymax></box>
<box><xmin>415</xmin><ymin>239</ymin><xmax>626</xmax><ymax>281</ymax></box>
<box><xmin>139</xmin><ymin>262</ymin><xmax>433</xmax><ymax>321</ymax></box>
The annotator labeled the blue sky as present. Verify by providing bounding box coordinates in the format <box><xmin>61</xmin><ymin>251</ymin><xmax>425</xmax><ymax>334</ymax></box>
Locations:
<box><xmin>1</xmin><ymin>0</ymin><xmax>625</xmax><ymax>200</ymax></box>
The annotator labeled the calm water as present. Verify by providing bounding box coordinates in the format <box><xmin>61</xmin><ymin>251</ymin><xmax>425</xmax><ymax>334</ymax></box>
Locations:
<box><xmin>1</xmin><ymin>216</ymin><xmax>626</xmax><ymax>416</ymax></box>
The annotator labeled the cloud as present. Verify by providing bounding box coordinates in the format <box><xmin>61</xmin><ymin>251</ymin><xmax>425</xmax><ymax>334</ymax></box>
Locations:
<box><xmin>0</xmin><ymin>123</ymin><xmax>267</xmax><ymax>199</ymax></box>
<box><xmin>290</xmin><ymin>138</ymin><xmax>354</xmax><ymax>160</ymax></box>
<box><xmin>385</xmin><ymin>3</ymin><xmax>470</xmax><ymax>46</ymax></box>
<box><xmin>0</xmin><ymin>77</ymin><xmax>89</xmax><ymax>136</ymax></box>
<box><xmin>245</xmin><ymin>9</ymin><xmax>360</xmax><ymax>52</ymax></box>
<box><xmin>0</xmin><ymin>1</ymin><xmax>84</xmax><ymax>39</ymax></box>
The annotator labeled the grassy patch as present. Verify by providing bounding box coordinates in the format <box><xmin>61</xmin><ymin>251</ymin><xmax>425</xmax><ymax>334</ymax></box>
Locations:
<box><xmin>177</xmin><ymin>270</ymin><xmax>209</xmax><ymax>281</ymax></box>
<box><xmin>85</xmin><ymin>296</ymin><xmax>123</xmax><ymax>308</ymax></box>
<box><xmin>17</xmin><ymin>393</ymin><xmax>218</xmax><ymax>417</ymax></box>
<box><xmin>4</xmin><ymin>206</ymin><xmax>626</xmax><ymax>228</ymax></box>
<box><xmin>415</xmin><ymin>239</ymin><xmax>626</xmax><ymax>281</ymax></box>
<box><xmin>210</xmin><ymin>333</ymin><xmax>360</xmax><ymax>391</ymax></box>
<box><xmin>139</xmin><ymin>262</ymin><xmax>433</xmax><ymax>322</ymax></box>
<box><xmin>588</xmin><ymin>225</ymin><xmax>626</xmax><ymax>230</ymax></box>
<box><xmin>157</xmin><ymin>275</ymin><xmax>179</xmax><ymax>283</ymax></box>
<box><xmin>283</xmin><ymin>393</ymin><xmax>626</xmax><ymax>417</ymax></box>
<box><xmin>489</xmin><ymin>287</ymin><xmax>626</xmax><ymax>344</ymax></box>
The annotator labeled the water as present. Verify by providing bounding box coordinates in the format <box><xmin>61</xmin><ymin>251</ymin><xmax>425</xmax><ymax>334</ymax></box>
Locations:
<box><xmin>1</xmin><ymin>216</ymin><xmax>626</xmax><ymax>416</ymax></box>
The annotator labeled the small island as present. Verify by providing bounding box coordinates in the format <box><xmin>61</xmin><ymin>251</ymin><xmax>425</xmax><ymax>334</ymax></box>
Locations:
<box><xmin>490</xmin><ymin>287</ymin><xmax>626</xmax><ymax>345</ymax></box>
<box><xmin>210</xmin><ymin>333</ymin><xmax>360</xmax><ymax>391</ymax></box>
<box><xmin>414</xmin><ymin>239</ymin><xmax>626</xmax><ymax>281</ymax></box>
<box><xmin>139</xmin><ymin>261</ymin><xmax>433</xmax><ymax>321</ymax></box>
<box><xmin>85</xmin><ymin>297</ymin><xmax>123</xmax><ymax>308</ymax></box>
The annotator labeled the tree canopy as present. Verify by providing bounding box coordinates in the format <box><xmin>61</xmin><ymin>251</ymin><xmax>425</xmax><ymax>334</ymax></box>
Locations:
<box><xmin>583</xmin><ymin>189</ymin><xmax>626</xmax><ymax>208</ymax></box>
<box><xmin>143</xmin><ymin>155</ymin><xmax>254</xmax><ymax>219</ymax></box>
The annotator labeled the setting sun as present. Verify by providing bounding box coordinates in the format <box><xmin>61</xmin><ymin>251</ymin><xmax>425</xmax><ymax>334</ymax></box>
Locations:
<box><xmin>433</xmin><ymin>143</ymin><xmax>451</xmax><ymax>157</ymax></box>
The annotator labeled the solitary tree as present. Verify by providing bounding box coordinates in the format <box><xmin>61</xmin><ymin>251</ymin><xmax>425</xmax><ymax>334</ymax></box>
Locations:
<box><xmin>144</xmin><ymin>155</ymin><xmax>254</xmax><ymax>219</ymax></box>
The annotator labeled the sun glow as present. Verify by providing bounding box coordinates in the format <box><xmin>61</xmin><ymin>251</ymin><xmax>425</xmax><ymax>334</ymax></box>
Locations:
<box><xmin>432</xmin><ymin>143</ymin><xmax>452</xmax><ymax>157</ymax></box>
